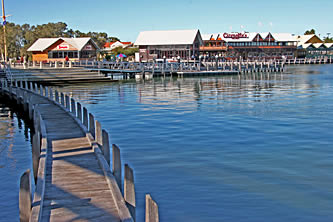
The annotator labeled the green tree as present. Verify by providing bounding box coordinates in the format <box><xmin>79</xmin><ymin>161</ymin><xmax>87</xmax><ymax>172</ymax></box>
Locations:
<box><xmin>304</xmin><ymin>29</ymin><xmax>316</xmax><ymax>35</ymax></box>
<box><xmin>0</xmin><ymin>21</ymin><xmax>121</xmax><ymax>60</ymax></box>
<box><xmin>324</xmin><ymin>37</ymin><xmax>333</xmax><ymax>43</ymax></box>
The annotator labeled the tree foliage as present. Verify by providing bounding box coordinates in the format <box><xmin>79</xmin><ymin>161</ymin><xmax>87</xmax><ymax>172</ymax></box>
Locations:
<box><xmin>0</xmin><ymin>21</ymin><xmax>120</xmax><ymax>59</ymax></box>
<box><xmin>304</xmin><ymin>29</ymin><xmax>316</xmax><ymax>35</ymax></box>
<box><xmin>324</xmin><ymin>37</ymin><xmax>333</xmax><ymax>43</ymax></box>
<box><xmin>110</xmin><ymin>46</ymin><xmax>138</xmax><ymax>57</ymax></box>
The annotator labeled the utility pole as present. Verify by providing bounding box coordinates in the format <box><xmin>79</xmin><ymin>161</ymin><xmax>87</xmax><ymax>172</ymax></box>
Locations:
<box><xmin>1</xmin><ymin>0</ymin><xmax>7</xmax><ymax>62</ymax></box>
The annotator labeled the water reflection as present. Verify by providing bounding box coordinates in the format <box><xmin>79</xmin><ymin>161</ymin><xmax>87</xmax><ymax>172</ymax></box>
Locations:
<box><xmin>56</xmin><ymin>65</ymin><xmax>333</xmax><ymax>222</ymax></box>
<box><xmin>0</xmin><ymin>98</ymin><xmax>34</xmax><ymax>221</ymax></box>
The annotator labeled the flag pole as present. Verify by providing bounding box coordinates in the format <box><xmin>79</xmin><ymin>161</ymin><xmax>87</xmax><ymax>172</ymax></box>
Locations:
<box><xmin>1</xmin><ymin>0</ymin><xmax>7</xmax><ymax>62</ymax></box>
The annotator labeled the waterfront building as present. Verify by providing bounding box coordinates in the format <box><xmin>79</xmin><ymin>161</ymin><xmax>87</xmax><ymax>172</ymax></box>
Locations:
<box><xmin>200</xmin><ymin>34</ymin><xmax>227</xmax><ymax>57</ymax></box>
<box><xmin>27</xmin><ymin>37</ymin><xmax>99</xmax><ymax>62</ymax></box>
<box><xmin>134</xmin><ymin>29</ymin><xmax>203</xmax><ymax>61</ymax></box>
<box><xmin>201</xmin><ymin>32</ymin><xmax>297</xmax><ymax>59</ymax></box>
<box><xmin>295</xmin><ymin>34</ymin><xmax>333</xmax><ymax>58</ymax></box>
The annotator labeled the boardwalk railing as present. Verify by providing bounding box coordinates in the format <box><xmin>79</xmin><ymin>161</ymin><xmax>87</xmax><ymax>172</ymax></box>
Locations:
<box><xmin>0</xmin><ymin>78</ymin><xmax>160</xmax><ymax>222</ymax></box>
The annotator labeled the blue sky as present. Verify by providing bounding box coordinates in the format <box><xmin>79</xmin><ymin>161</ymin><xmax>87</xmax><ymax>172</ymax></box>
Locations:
<box><xmin>5</xmin><ymin>0</ymin><xmax>333</xmax><ymax>41</ymax></box>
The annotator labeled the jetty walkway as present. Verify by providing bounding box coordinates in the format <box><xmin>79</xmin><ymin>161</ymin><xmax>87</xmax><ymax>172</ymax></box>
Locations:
<box><xmin>0</xmin><ymin>78</ymin><xmax>159</xmax><ymax>222</ymax></box>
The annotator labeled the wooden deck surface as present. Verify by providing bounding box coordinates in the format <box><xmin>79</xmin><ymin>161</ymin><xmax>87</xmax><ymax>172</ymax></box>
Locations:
<box><xmin>21</xmin><ymin>90</ymin><xmax>122</xmax><ymax>221</ymax></box>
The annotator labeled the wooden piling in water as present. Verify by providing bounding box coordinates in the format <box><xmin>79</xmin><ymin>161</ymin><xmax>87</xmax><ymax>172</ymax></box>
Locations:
<box><xmin>89</xmin><ymin>113</ymin><xmax>95</xmax><ymax>138</ymax></box>
<box><xmin>44</xmin><ymin>87</ymin><xmax>48</xmax><ymax>98</ymax></box>
<box><xmin>95</xmin><ymin>120</ymin><xmax>102</xmax><ymax>146</ymax></box>
<box><xmin>49</xmin><ymin>88</ymin><xmax>53</xmax><ymax>100</ymax></box>
<box><xmin>65</xmin><ymin>95</ymin><xmax>70</xmax><ymax>110</ymax></box>
<box><xmin>32</xmin><ymin>131</ymin><xmax>40</xmax><ymax>183</ymax></box>
<box><xmin>83</xmin><ymin>107</ymin><xmax>88</xmax><ymax>129</ymax></box>
<box><xmin>19</xmin><ymin>169</ymin><xmax>32</xmax><ymax>222</ymax></box>
<box><xmin>102</xmin><ymin>130</ymin><xmax>111</xmax><ymax>166</ymax></box>
<box><xmin>71</xmin><ymin>98</ymin><xmax>76</xmax><ymax>115</ymax></box>
<box><xmin>55</xmin><ymin>90</ymin><xmax>59</xmax><ymax>103</ymax></box>
<box><xmin>112</xmin><ymin>144</ymin><xmax>122</xmax><ymax>190</ymax></box>
<box><xmin>145</xmin><ymin>194</ymin><xmax>159</xmax><ymax>222</ymax></box>
<box><xmin>125</xmin><ymin>164</ymin><xmax>136</xmax><ymax>221</ymax></box>
<box><xmin>60</xmin><ymin>93</ymin><xmax>65</xmax><ymax>106</ymax></box>
<box><xmin>77</xmin><ymin>102</ymin><xmax>82</xmax><ymax>121</ymax></box>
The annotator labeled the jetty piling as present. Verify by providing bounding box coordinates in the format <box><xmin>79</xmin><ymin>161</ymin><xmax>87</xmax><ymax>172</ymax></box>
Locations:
<box><xmin>19</xmin><ymin>169</ymin><xmax>32</xmax><ymax>222</ymax></box>
<box><xmin>83</xmin><ymin>107</ymin><xmax>88</xmax><ymax>129</ymax></box>
<box><xmin>112</xmin><ymin>144</ymin><xmax>122</xmax><ymax>190</ymax></box>
<box><xmin>125</xmin><ymin>164</ymin><xmax>136</xmax><ymax>221</ymax></box>
<box><xmin>77</xmin><ymin>102</ymin><xmax>82</xmax><ymax>122</ymax></box>
<box><xmin>89</xmin><ymin>113</ymin><xmax>95</xmax><ymax>138</ymax></box>
<box><xmin>145</xmin><ymin>194</ymin><xmax>159</xmax><ymax>222</ymax></box>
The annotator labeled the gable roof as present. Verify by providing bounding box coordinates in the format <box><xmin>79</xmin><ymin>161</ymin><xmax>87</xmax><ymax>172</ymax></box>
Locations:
<box><xmin>296</xmin><ymin>34</ymin><xmax>323</xmax><ymax>47</ymax></box>
<box><xmin>313</xmin><ymin>43</ymin><xmax>324</xmax><ymax>48</ymax></box>
<box><xmin>300</xmin><ymin>43</ymin><xmax>313</xmax><ymax>49</ymax></box>
<box><xmin>134</xmin><ymin>29</ymin><xmax>202</xmax><ymax>46</ymax></box>
<box><xmin>272</xmin><ymin>33</ymin><xmax>296</xmax><ymax>42</ymax></box>
<box><xmin>27</xmin><ymin>38</ymin><xmax>60</xmax><ymax>52</ymax></box>
<box><xmin>27</xmin><ymin>37</ymin><xmax>99</xmax><ymax>52</ymax></box>
<box><xmin>324</xmin><ymin>43</ymin><xmax>333</xmax><ymax>48</ymax></box>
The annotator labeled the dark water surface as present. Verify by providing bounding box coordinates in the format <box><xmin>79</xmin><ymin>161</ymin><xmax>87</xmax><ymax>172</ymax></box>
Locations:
<box><xmin>0</xmin><ymin>100</ymin><xmax>33</xmax><ymax>221</ymax></box>
<box><xmin>2</xmin><ymin>64</ymin><xmax>333</xmax><ymax>221</ymax></box>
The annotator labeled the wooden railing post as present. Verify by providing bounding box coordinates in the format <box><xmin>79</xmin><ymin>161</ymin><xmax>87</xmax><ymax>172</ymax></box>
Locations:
<box><xmin>89</xmin><ymin>113</ymin><xmax>95</xmax><ymax>138</ymax></box>
<box><xmin>145</xmin><ymin>194</ymin><xmax>159</xmax><ymax>222</ymax></box>
<box><xmin>95</xmin><ymin>120</ymin><xmax>102</xmax><ymax>146</ymax></box>
<box><xmin>49</xmin><ymin>88</ymin><xmax>53</xmax><ymax>100</ymax></box>
<box><xmin>44</xmin><ymin>86</ymin><xmax>48</xmax><ymax>97</ymax></box>
<box><xmin>125</xmin><ymin>164</ymin><xmax>136</xmax><ymax>221</ymax></box>
<box><xmin>83</xmin><ymin>107</ymin><xmax>88</xmax><ymax>129</ymax></box>
<box><xmin>102</xmin><ymin>130</ymin><xmax>110</xmax><ymax>165</ymax></box>
<box><xmin>40</xmin><ymin>85</ymin><xmax>43</xmax><ymax>96</ymax></box>
<box><xmin>60</xmin><ymin>93</ymin><xmax>65</xmax><ymax>106</ymax></box>
<box><xmin>32</xmin><ymin>130</ymin><xmax>41</xmax><ymax>183</ymax></box>
<box><xmin>55</xmin><ymin>90</ymin><xmax>59</xmax><ymax>103</ymax></box>
<box><xmin>77</xmin><ymin>102</ymin><xmax>82</xmax><ymax>122</ymax></box>
<box><xmin>71</xmin><ymin>98</ymin><xmax>76</xmax><ymax>115</ymax></box>
<box><xmin>65</xmin><ymin>95</ymin><xmax>70</xmax><ymax>110</ymax></box>
<box><xmin>112</xmin><ymin>144</ymin><xmax>122</xmax><ymax>190</ymax></box>
<box><xmin>19</xmin><ymin>169</ymin><xmax>32</xmax><ymax>222</ymax></box>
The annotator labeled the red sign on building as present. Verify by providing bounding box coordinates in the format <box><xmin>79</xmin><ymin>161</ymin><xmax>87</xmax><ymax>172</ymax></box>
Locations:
<box><xmin>223</xmin><ymin>33</ymin><xmax>249</xmax><ymax>39</ymax></box>
<box><xmin>57</xmin><ymin>43</ymin><xmax>70</xmax><ymax>50</ymax></box>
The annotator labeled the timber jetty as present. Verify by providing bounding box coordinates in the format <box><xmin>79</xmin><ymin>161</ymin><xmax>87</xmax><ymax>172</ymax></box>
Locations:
<box><xmin>8</xmin><ymin>56</ymin><xmax>332</xmax><ymax>83</ymax></box>
<box><xmin>0</xmin><ymin>76</ymin><xmax>159</xmax><ymax>221</ymax></box>
<box><xmin>9</xmin><ymin>67</ymin><xmax>113</xmax><ymax>85</ymax></box>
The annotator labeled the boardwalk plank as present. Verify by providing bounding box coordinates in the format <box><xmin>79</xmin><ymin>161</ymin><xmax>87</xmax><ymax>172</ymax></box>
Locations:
<box><xmin>7</xmin><ymin>89</ymin><xmax>125</xmax><ymax>222</ymax></box>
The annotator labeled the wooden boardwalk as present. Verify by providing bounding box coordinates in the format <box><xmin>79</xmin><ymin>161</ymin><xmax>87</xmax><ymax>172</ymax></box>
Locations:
<box><xmin>0</xmin><ymin>79</ymin><xmax>138</xmax><ymax>222</ymax></box>
<box><xmin>37</xmin><ymin>103</ymin><xmax>121</xmax><ymax>221</ymax></box>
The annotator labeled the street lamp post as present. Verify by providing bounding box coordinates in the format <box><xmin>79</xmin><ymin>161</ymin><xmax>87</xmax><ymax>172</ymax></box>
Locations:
<box><xmin>1</xmin><ymin>0</ymin><xmax>7</xmax><ymax>62</ymax></box>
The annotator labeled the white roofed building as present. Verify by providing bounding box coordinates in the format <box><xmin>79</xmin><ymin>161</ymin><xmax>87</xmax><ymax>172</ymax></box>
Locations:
<box><xmin>134</xmin><ymin>29</ymin><xmax>203</xmax><ymax>61</ymax></box>
<box><xmin>294</xmin><ymin>34</ymin><xmax>333</xmax><ymax>58</ymax></box>
<box><xmin>201</xmin><ymin>32</ymin><xmax>297</xmax><ymax>59</ymax></box>
<box><xmin>27</xmin><ymin>37</ymin><xmax>99</xmax><ymax>62</ymax></box>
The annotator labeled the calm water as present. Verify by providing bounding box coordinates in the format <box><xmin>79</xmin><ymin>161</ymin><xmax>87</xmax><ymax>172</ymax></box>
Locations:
<box><xmin>0</xmin><ymin>99</ymin><xmax>34</xmax><ymax>221</ymax></box>
<box><xmin>2</xmin><ymin>64</ymin><xmax>333</xmax><ymax>221</ymax></box>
